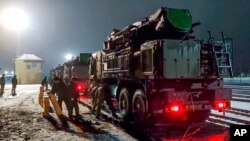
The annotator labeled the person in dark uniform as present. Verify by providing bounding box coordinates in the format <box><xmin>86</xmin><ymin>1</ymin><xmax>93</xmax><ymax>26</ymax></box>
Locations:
<box><xmin>0</xmin><ymin>74</ymin><xmax>5</xmax><ymax>94</ymax></box>
<box><xmin>92</xmin><ymin>83</ymin><xmax>118</xmax><ymax>119</ymax></box>
<box><xmin>11</xmin><ymin>75</ymin><xmax>18</xmax><ymax>96</ymax></box>
<box><xmin>89</xmin><ymin>80</ymin><xmax>99</xmax><ymax>113</ymax></box>
<box><xmin>49</xmin><ymin>74</ymin><xmax>57</xmax><ymax>87</ymax></box>
<box><xmin>57</xmin><ymin>78</ymin><xmax>69</xmax><ymax>111</ymax></box>
<box><xmin>49</xmin><ymin>77</ymin><xmax>70</xmax><ymax>115</ymax></box>
<box><xmin>41</xmin><ymin>76</ymin><xmax>49</xmax><ymax>90</ymax></box>
<box><xmin>67</xmin><ymin>78</ymin><xmax>80</xmax><ymax>120</ymax></box>
<box><xmin>49</xmin><ymin>77</ymin><xmax>60</xmax><ymax>94</ymax></box>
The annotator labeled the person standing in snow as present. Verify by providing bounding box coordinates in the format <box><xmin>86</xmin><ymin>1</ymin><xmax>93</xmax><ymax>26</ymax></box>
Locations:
<box><xmin>90</xmin><ymin>80</ymin><xmax>99</xmax><ymax>114</ymax></box>
<box><xmin>41</xmin><ymin>76</ymin><xmax>49</xmax><ymax>90</ymax></box>
<box><xmin>92</xmin><ymin>83</ymin><xmax>118</xmax><ymax>119</ymax></box>
<box><xmin>67</xmin><ymin>78</ymin><xmax>80</xmax><ymax>120</ymax></box>
<box><xmin>0</xmin><ymin>74</ymin><xmax>5</xmax><ymax>94</ymax></box>
<box><xmin>49</xmin><ymin>74</ymin><xmax>56</xmax><ymax>87</ymax></box>
<box><xmin>49</xmin><ymin>77</ymin><xmax>70</xmax><ymax>115</ymax></box>
<box><xmin>57</xmin><ymin>78</ymin><xmax>70</xmax><ymax>111</ymax></box>
<box><xmin>11</xmin><ymin>75</ymin><xmax>18</xmax><ymax>96</ymax></box>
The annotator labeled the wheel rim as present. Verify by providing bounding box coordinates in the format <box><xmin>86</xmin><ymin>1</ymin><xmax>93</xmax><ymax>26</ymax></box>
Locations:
<box><xmin>134</xmin><ymin>97</ymin><xmax>143</xmax><ymax>114</ymax></box>
<box><xmin>132</xmin><ymin>90</ymin><xmax>145</xmax><ymax>123</ymax></box>
<box><xmin>121</xmin><ymin>94</ymin><xmax>128</xmax><ymax>112</ymax></box>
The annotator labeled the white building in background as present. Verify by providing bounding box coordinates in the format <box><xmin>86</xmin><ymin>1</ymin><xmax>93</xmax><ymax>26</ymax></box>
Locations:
<box><xmin>14</xmin><ymin>54</ymin><xmax>44</xmax><ymax>84</ymax></box>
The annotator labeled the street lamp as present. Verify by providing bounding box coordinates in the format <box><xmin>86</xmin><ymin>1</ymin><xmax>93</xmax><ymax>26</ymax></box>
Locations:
<box><xmin>65</xmin><ymin>54</ymin><xmax>73</xmax><ymax>61</ymax></box>
<box><xmin>1</xmin><ymin>7</ymin><xmax>30</xmax><ymax>31</ymax></box>
<box><xmin>0</xmin><ymin>7</ymin><xmax>30</xmax><ymax>56</ymax></box>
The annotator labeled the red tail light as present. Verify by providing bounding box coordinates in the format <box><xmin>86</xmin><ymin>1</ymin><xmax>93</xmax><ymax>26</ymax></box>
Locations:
<box><xmin>218</xmin><ymin>103</ymin><xmax>224</xmax><ymax>108</ymax></box>
<box><xmin>214</xmin><ymin>100</ymin><xmax>228</xmax><ymax>110</ymax></box>
<box><xmin>166</xmin><ymin>103</ymin><xmax>182</xmax><ymax>112</ymax></box>
<box><xmin>170</xmin><ymin>105</ymin><xmax>180</xmax><ymax>112</ymax></box>
<box><xmin>77</xmin><ymin>85</ymin><xmax>83</xmax><ymax>91</ymax></box>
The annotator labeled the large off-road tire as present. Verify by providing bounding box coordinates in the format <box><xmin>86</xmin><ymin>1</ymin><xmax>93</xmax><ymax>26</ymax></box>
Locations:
<box><xmin>119</xmin><ymin>88</ymin><xmax>131</xmax><ymax>120</ymax></box>
<box><xmin>132</xmin><ymin>89</ymin><xmax>146</xmax><ymax>125</ymax></box>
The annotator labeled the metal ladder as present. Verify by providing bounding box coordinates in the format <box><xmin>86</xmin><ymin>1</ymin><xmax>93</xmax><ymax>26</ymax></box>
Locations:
<box><xmin>200</xmin><ymin>31</ymin><xmax>233</xmax><ymax>78</ymax></box>
<box><xmin>213</xmin><ymin>41</ymin><xmax>233</xmax><ymax>77</ymax></box>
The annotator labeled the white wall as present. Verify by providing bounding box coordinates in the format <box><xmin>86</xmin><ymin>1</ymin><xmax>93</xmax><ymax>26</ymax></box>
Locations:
<box><xmin>15</xmin><ymin>60</ymin><xmax>43</xmax><ymax>84</ymax></box>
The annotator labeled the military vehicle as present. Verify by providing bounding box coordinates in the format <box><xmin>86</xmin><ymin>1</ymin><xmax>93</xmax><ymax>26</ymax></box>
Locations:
<box><xmin>50</xmin><ymin>53</ymin><xmax>91</xmax><ymax>95</ymax></box>
<box><xmin>89</xmin><ymin>7</ymin><xmax>232</xmax><ymax>124</ymax></box>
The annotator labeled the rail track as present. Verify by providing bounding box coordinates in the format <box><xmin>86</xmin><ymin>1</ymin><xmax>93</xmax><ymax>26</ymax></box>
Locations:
<box><xmin>224</xmin><ymin>85</ymin><xmax>250</xmax><ymax>102</ymax></box>
<box><xmin>77</xmin><ymin>84</ymin><xmax>250</xmax><ymax>140</ymax></box>
<box><xmin>207</xmin><ymin>85</ymin><xmax>250</xmax><ymax>127</ymax></box>
<box><xmin>209</xmin><ymin>109</ymin><xmax>250</xmax><ymax>126</ymax></box>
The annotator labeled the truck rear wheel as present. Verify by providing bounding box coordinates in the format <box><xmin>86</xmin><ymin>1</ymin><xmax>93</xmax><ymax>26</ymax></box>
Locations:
<box><xmin>132</xmin><ymin>89</ymin><xmax>146</xmax><ymax>124</ymax></box>
<box><xmin>119</xmin><ymin>88</ymin><xmax>131</xmax><ymax>120</ymax></box>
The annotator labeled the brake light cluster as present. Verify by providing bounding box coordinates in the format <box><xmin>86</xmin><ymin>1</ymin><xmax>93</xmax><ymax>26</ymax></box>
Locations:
<box><xmin>214</xmin><ymin>100</ymin><xmax>229</xmax><ymax>110</ymax></box>
<box><xmin>74</xmin><ymin>82</ymin><xmax>87</xmax><ymax>92</ymax></box>
<box><xmin>166</xmin><ymin>103</ymin><xmax>183</xmax><ymax>112</ymax></box>
<box><xmin>165</xmin><ymin>100</ymin><xmax>230</xmax><ymax>113</ymax></box>
<box><xmin>77</xmin><ymin>85</ymin><xmax>83</xmax><ymax>91</ymax></box>
<box><xmin>170</xmin><ymin>105</ymin><xmax>180</xmax><ymax>112</ymax></box>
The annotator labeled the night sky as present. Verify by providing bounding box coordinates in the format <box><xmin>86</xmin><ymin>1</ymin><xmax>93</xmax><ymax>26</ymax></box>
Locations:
<box><xmin>0</xmin><ymin>0</ymin><xmax>249</xmax><ymax>76</ymax></box>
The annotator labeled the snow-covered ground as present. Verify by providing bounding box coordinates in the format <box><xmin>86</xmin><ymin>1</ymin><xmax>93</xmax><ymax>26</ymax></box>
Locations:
<box><xmin>0</xmin><ymin>84</ymin><xmax>136</xmax><ymax>141</ymax></box>
<box><xmin>231</xmin><ymin>100</ymin><xmax>250</xmax><ymax>111</ymax></box>
<box><xmin>1</xmin><ymin>84</ymin><xmax>248</xmax><ymax>141</ymax></box>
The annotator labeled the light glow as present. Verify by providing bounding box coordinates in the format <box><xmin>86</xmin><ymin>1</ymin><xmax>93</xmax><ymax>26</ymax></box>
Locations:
<box><xmin>65</xmin><ymin>54</ymin><xmax>73</xmax><ymax>61</ymax></box>
<box><xmin>218</xmin><ymin>103</ymin><xmax>224</xmax><ymax>108</ymax></box>
<box><xmin>1</xmin><ymin>7</ymin><xmax>30</xmax><ymax>31</ymax></box>
<box><xmin>214</xmin><ymin>100</ymin><xmax>228</xmax><ymax>109</ymax></box>
<box><xmin>170</xmin><ymin>106</ymin><xmax>180</xmax><ymax>112</ymax></box>
<box><xmin>167</xmin><ymin>103</ymin><xmax>182</xmax><ymax>112</ymax></box>
<box><xmin>4</xmin><ymin>70</ymin><xmax>8</xmax><ymax>74</ymax></box>
<box><xmin>77</xmin><ymin>85</ymin><xmax>83</xmax><ymax>91</ymax></box>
